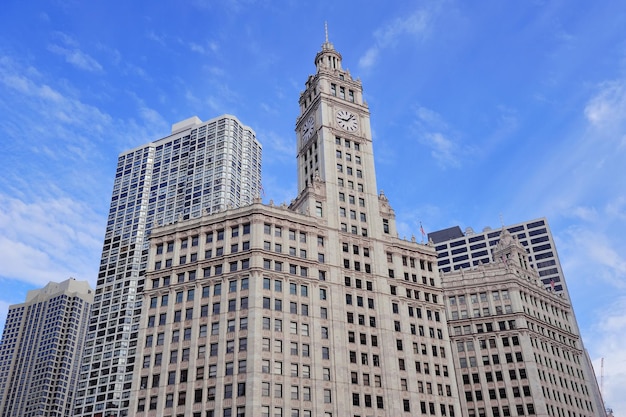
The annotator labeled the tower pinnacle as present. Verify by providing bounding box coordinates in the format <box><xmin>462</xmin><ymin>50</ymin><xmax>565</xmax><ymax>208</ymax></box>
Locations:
<box><xmin>325</xmin><ymin>21</ymin><xmax>329</xmax><ymax>43</ymax></box>
<box><xmin>315</xmin><ymin>22</ymin><xmax>342</xmax><ymax>71</ymax></box>
<box><xmin>321</xmin><ymin>21</ymin><xmax>334</xmax><ymax>51</ymax></box>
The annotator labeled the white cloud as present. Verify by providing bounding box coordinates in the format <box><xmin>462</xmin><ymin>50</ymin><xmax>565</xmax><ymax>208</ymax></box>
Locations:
<box><xmin>0</xmin><ymin>56</ymin><xmax>112</xmax><ymax>134</ymax></box>
<box><xmin>0</xmin><ymin>194</ymin><xmax>103</xmax><ymax>288</ymax></box>
<box><xmin>587</xmin><ymin>296</ymin><xmax>626</xmax><ymax>414</ymax></box>
<box><xmin>146</xmin><ymin>30</ymin><xmax>167</xmax><ymax>47</ymax></box>
<box><xmin>605</xmin><ymin>196</ymin><xmax>626</xmax><ymax>221</ymax></box>
<box><xmin>358</xmin><ymin>6</ymin><xmax>435</xmax><ymax>70</ymax></box>
<box><xmin>411</xmin><ymin>105</ymin><xmax>470</xmax><ymax>168</ymax></box>
<box><xmin>257</xmin><ymin>129</ymin><xmax>293</xmax><ymax>163</ymax></box>
<box><xmin>560</xmin><ymin>207</ymin><xmax>626</xmax><ymax>290</ymax></box>
<box><xmin>416</xmin><ymin>106</ymin><xmax>448</xmax><ymax>130</ymax></box>
<box><xmin>584</xmin><ymin>79</ymin><xmax>626</xmax><ymax>129</ymax></box>
<box><xmin>203</xmin><ymin>65</ymin><xmax>226</xmax><ymax>77</ymax></box>
<box><xmin>48</xmin><ymin>45</ymin><xmax>102</xmax><ymax>72</ymax></box>
<box><xmin>189</xmin><ymin>40</ymin><xmax>219</xmax><ymax>55</ymax></box>
<box><xmin>139</xmin><ymin>105</ymin><xmax>168</xmax><ymax>127</ymax></box>
<box><xmin>566</xmin><ymin>205</ymin><xmax>599</xmax><ymax>222</ymax></box>
<box><xmin>47</xmin><ymin>38</ymin><xmax>103</xmax><ymax>73</ymax></box>
<box><xmin>421</xmin><ymin>132</ymin><xmax>460</xmax><ymax>167</ymax></box>
<box><xmin>358</xmin><ymin>48</ymin><xmax>379</xmax><ymax>70</ymax></box>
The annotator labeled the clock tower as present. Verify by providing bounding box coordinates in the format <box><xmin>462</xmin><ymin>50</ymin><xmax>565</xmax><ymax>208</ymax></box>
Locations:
<box><xmin>291</xmin><ymin>28</ymin><xmax>397</xmax><ymax>238</ymax></box>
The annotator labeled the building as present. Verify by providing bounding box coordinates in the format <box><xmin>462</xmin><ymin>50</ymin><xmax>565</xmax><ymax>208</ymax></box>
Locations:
<box><xmin>129</xmin><ymin>35</ymin><xmax>461</xmax><ymax>416</ymax></box>
<box><xmin>0</xmin><ymin>278</ymin><xmax>93</xmax><ymax>417</ymax></box>
<box><xmin>74</xmin><ymin>115</ymin><xmax>262</xmax><ymax>417</ymax></box>
<box><xmin>429</xmin><ymin>218</ymin><xmax>570</xmax><ymax>295</ymax></box>
<box><xmin>442</xmin><ymin>229</ymin><xmax>602</xmax><ymax>417</ymax></box>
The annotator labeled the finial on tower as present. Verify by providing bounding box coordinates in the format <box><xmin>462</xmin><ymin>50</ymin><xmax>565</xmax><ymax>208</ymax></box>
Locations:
<box><xmin>315</xmin><ymin>22</ymin><xmax>341</xmax><ymax>71</ymax></box>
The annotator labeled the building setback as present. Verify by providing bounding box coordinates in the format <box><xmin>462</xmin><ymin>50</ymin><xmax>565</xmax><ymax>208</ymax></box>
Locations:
<box><xmin>0</xmin><ymin>278</ymin><xmax>93</xmax><ymax>417</ymax></box>
<box><xmin>74</xmin><ymin>115</ymin><xmax>261</xmax><ymax>417</ymax></box>
<box><xmin>130</xmin><ymin>36</ymin><xmax>461</xmax><ymax>416</ymax></box>
<box><xmin>430</xmin><ymin>220</ymin><xmax>606</xmax><ymax>416</ymax></box>
<box><xmin>429</xmin><ymin>219</ymin><xmax>569</xmax><ymax>295</ymax></box>
<box><xmin>442</xmin><ymin>229</ymin><xmax>603</xmax><ymax>417</ymax></box>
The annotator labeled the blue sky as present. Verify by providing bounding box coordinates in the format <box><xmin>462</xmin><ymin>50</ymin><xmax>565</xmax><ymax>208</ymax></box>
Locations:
<box><xmin>1</xmin><ymin>0</ymin><xmax>625</xmax><ymax>412</ymax></box>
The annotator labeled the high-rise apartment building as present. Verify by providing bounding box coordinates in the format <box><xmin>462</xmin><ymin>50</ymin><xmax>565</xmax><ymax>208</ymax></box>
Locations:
<box><xmin>129</xmin><ymin>36</ymin><xmax>461</xmax><ymax>416</ymax></box>
<box><xmin>0</xmin><ymin>278</ymin><xmax>93</xmax><ymax>417</ymax></box>
<box><xmin>429</xmin><ymin>218</ymin><xmax>570</xmax><ymax>295</ymax></box>
<box><xmin>442</xmin><ymin>229</ymin><xmax>603</xmax><ymax>417</ymax></box>
<box><xmin>74</xmin><ymin>115</ymin><xmax>261</xmax><ymax>417</ymax></box>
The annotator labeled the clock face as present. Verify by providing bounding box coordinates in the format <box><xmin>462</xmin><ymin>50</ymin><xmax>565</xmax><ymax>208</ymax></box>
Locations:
<box><xmin>301</xmin><ymin>116</ymin><xmax>315</xmax><ymax>141</ymax></box>
<box><xmin>336</xmin><ymin>109</ymin><xmax>358</xmax><ymax>132</ymax></box>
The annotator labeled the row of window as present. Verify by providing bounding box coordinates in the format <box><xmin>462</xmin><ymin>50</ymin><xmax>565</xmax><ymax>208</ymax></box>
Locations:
<box><xmin>261</xmin><ymin>360</ymin><xmax>330</xmax><ymax>377</ymax></box>
<box><xmin>138</xmin><ymin>383</ymin><xmax>247</xmax><ymax>410</ymax></box>
<box><xmin>532</xmin><ymin>337</ymin><xmax>582</xmax><ymax>375</ymax></box>
<box><xmin>391</xmin><ymin>284</ymin><xmax>439</xmax><ymax>303</ymax></box>
<box><xmin>330</xmin><ymin>83</ymin><xmax>356</xmax><ymax>103</ymax></box>
<box><xmin>387</xmin><ymin>252</ymin><xmax>435</xmax><ymax>271</ymax></box>
<box><xmin>335</xmin><ymin>135</ymin><xmax>361</xmax><ymax>150</ymax></box>
<box><xmin>460</xmin><ymin>369</ymin><xmax>528</xmax><ymax>384</ymax></box>
<box><xmin>339</xmin><ymin>207</ymin><xmax>367</xmax><ymax>221</ymax></box>
<box><xmin>263</xmin><ymin>224</ymin><xmax>315</xmax><ymax>242</ymax></box>
<box><xmin>263</xmin><ymin>241</ymin><xmax>321</xmax><ymax>260</ymax></box>
<box><xmin>520</xmin><ymin>290</ymin><xmax>569</xmax><ymax>320</ymax></box>
<box><xmin>156</xmin><ymin>223</ymin><xmax>252</xmax><ymax>254</ymax></box>
<box><xmin>142</xmin><ymin>339</ymin><xmax>247</xmax><ymax>368</ymax></box>
<box><xmin>467</xmin><ymin>403</ymin><xmax>536</xmax><ymax>417</ymax></box>
<box><xmin>541</xmin><ymin>384</ymin><xmax>593</xmax><ymax>411</ymax></box>
<box><xmin>452</xmin><ymin>320</ymin><xmax>517</xmax><ymax>335</ymax></box>
<box><xmin>155</xmin><ymin>255</ymin><xmax>251</xmax><ymax>272</ymax></box>
<box><xmin>457</xmin><ymin>336</ymin><xmax>520</xmax><ymax>353</ymax></box>
<box><xmin>350</xmin><ymin>393</ymin><xmax>385</xmax><ymax>409</ymax></box>
<box><xmin>449</xmin><ymin>290</ymin><xmax>509</xmax><ymax>305</ymax></box>
<box><xmin>458</xmin><ymin>351</ymin><xmax>524</xmax><ymax>367</ymax></box>
<box><xmin>336</xmin><ymin>150</ymin><xmax>362</xmax><ymax>164</ymax></box>
<box><xmin>465</xmin><ymin>385</ymin><xmax>531</xmax><ymax>402</ymax></box>
<box><xmin>262</xmin><ymin>297</ymin><xmax>310</xmax><ymax>316</ymax></box>
<box><xmin>451</xmin><ymin>304</ymin><xmax>513</xmax><ymax>320</ymax></box>
<box><xmin>146</xmin><ymin>317</ymin><xmax>248</xmax><ymax>347</ymax></box>
<box><xmin>336</xmin><ymin>164</ymin><xmax>363</xmax><ymax>178</ymax></box>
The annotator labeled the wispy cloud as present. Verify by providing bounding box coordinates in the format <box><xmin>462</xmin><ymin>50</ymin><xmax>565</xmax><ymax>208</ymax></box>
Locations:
<box><xmin>146</xmin><ymin>30</ymin><xmax>167</xmax><ymax>47</ymax></box>
<box><xmin>48</xmin><ymin>44</ymin><xmax>103</xmax><ymax>73</ymax></box>
<box><xmin>47</xmin><ymin>33</ymin><xmax>103</xmax><ymax>73</ymax></box>
<box><xmin>257</xmin><ymin>129</ymin><xmax>293</xmax><ymax>164</ymax></box>
<box><xmin>0</xmin><ymin>57</ymin><xmax>113</xmax><ymax>187</ymax></box>
<box><xmin>188</xmin><ymin>40</ymin><xmax>219</xmax><ymax>55</ymax></box>
<box><xmin>566</xmin><ymin>205</ymin><xmax>599</xmax><ymax>222</ymax></box>
<box><xmin>395</xmin><ymin>203</ymin><xmax>443</xmax><ymax>242</ymax></box>
<box><xmin>563</xmin><ymin>226</ymin><xmax>626</xmax><ymax>289</ymax></box>
<box><xmin>584</xmin><ymin>79</ymin><xmax>626</xmax><ymax>132</ymax></box>
<box><xmin>587</xmin><ymin>296</ymin><xmax>626</xmax><ymax>413</ymax></box>
<box><xmin>0</xmin><ymin>194</ymin><xmax>103</xmax><ymax>287</ymax></box>
<box><xmin>359</xmin><ymin>6</ymin><xmax>436</xmax><ymax>70</ymax></box>
<box><xmin>411</xmin><ymin>106</ymin><xmax>469</xmax><ymax>168</ymax></box>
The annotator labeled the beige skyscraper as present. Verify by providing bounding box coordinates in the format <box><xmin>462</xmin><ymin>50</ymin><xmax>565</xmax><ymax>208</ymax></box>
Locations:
<box><xmin>0</xmin><ymin>278</ymin><xmax>93</xmax><ymax>417</ymax></box>
<box><xmin>442</xmin><ymin>229</ymin><xmax>604</xmax><ymax>417</ymax></box>
<box><xmin>130</xmin><ymin>35</ymin><xmax>461</xmax><ymax>416</ymax></box>
<box><xmin>74</xmin><ymin>115</ymin><xmax>261</xmax><ymax>417</ymax></box>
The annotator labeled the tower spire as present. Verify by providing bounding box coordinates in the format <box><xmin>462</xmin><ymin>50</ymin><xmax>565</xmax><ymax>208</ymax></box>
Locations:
<box><xmin>325</xmin><ymin>21</ymin><xmax>329</xmax><ymax>43</ymax></box>
<box><xmin>315</xmin><ymin>22</ymin><xmax>341</xmax><ymax>71</ymax></box>
<box><xmin>321</xmin><ymin>22</ymin><xmax>334</xmax><ymax>51</ymax></box>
